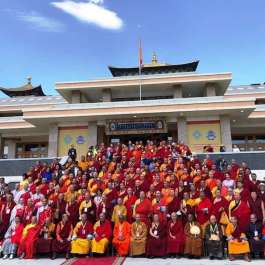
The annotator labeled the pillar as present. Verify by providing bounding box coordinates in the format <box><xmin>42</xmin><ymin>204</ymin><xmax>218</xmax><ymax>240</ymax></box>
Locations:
<box><xmin>6</xmin><ymin>140</ymin><xmax>16</xmax><ymax>159</ymax></box>
<box><xmin>177</xmin><ymin>117</ymin><xmax>187</xmax><ymax>144</ymax></box>
<box><xmin>102</xmin><ymin>89</ymin><xmax>111</xmax><ymax>102</ymax></box>
<box><xmin>0</xmin><ymin>134</ymin><xmax>2</xmax><ymax>159</ymax></box>
<box><xmin>205</xmin><ymin>83</ymin><xmax>216</xmax><ymax>97</ymax></box>
<box><xmin>220</xmin><ymin>115</ymin><xmax>232</xmax><ymax>152</ymax></box>
<box><xmin>48</xmin><ymin>124</ymin><xmax>58</xmax><ymax>157</ymax></box>
<box><xmin>71</xmin><ymin>91</ymin><xmax>81</xmax><ymax>103</ymax></box>
<box><xmin>88</xmin><ymin>122</ymin><xmax>98</xmax><ymax>147</ymax></box>
<box><xmin>173</xmin><ymin>85</ymin><xmax>183</xmax><ymax>98</ymax></box>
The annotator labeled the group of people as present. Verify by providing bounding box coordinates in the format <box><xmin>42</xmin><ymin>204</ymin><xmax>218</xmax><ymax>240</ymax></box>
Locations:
<box><xmin>0</xmin><ymin>140</ymin><xmax>265</xmax><ymax>261</ymax></box>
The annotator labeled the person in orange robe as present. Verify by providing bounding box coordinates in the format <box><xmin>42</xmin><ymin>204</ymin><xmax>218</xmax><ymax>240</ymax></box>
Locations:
<box><xmin>133</xmin><ymin>191</ymin><xmax>152</xmax><ymax>225</ymax></box>
<box><xmin>17</xmin><ymin>216</ymin><xmax>41</xmax><ymax>259</ymax></box>
<box><xmin>112</xmin><ymin>214</ymin><xmax>131</xmax><ymax>256</ymax></box>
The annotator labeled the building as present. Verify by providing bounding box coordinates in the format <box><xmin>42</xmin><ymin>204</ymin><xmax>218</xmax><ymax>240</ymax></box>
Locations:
<box><xmin>0</xmin><ymin>54</ymin><xmax>265</xmax><ymax>159</ymax></box>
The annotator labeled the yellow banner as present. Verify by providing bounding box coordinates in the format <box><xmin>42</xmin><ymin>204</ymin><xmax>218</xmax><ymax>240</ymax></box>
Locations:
<box><xmin>187</xmin><ymin>122</ymin><xmax>221</xmax><ymax>152</ymax></box>
<box><xmin>58</xmin><ymin>127</ymin><xmax>88</xmax><ymax>160</ymax></box>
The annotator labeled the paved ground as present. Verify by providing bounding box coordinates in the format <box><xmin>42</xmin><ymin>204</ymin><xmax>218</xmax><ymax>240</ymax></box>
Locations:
<box><xmin>1</xmin><ymin>257</ymin><xmax>265</xmax><ymax>265</ymax></box>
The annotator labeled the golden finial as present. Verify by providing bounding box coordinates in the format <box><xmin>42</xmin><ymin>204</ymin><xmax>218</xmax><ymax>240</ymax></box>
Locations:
<box><xmin>27</xmin><ymin>76</ymin><xmax>32</xmax><ymax>84</ymax></box>
<box><xmin>151</xmin><ymin>51</ymin><xmax>158</xmax><ymax>64</ymax></box>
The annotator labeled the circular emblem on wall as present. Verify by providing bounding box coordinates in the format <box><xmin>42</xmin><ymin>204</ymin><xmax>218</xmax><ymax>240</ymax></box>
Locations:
<box><xmin>192</xmin><ymin>130</ymin><xmax>202</xmax><ymax>140</ymax></box>
<box><xmin>64</xmin><ymin>135</ymin><xmax>72</xmax><ymax>144</ymax></box>
<box><xmin>76</xmin><ymin>135</ymin><xmax>85</xmax><ymax>145</ymax></box>
<box><xmin>110</xmin><ymin>122</ymin><xmax>116</xmax><ymax>131</ymax></box>
<box><xmin>206</xmin><ymin>130</ymin><xmax>216</xmax><ymax>140</ymax></box>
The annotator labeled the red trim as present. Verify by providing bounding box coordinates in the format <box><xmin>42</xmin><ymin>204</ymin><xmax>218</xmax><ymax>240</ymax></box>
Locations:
<box><xmin>187</xmin><ymin>120</ymin><xmax>220</xmax><ymax>125</ymax></box>
<box><xmin>59</xmin><ymin>126</ymin><xmax>87</xmax><ymax>130</ymax></box>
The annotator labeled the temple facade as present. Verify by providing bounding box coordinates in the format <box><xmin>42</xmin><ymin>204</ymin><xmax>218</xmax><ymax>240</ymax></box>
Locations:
<box><xmin>0</xmin><ymin>55</ymin><xmax>265</xmax><ymax>159</ymax></box>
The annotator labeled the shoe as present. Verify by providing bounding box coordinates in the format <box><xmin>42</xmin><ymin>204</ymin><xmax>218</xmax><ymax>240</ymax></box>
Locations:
<box><xmin>19</xmin><ymin>253</ymin><xmax>25</xmax><ymax>259</ymax></box>
<box><xmin>51</xmin><ymin>253</ymin><xmax>57</xmax><ymax>260</ymax></box>
<box><xmin>66</xmin><ymin>253</ymin><xmax>70</xmax><ymax>259</ymax></box>
<box><xmin>9</xmin><ymin>254</ymin><xmax>14</xmax><ymax>259</ymax></box>
<box><xmin>244</xmin><ymin>255</ymin><xmax>251</xmax><ymax>262</ymax></box>
<box><xmin>2</xmin><ymin>255</ymin><xmax>8</xmax><ymax>260</ymax></box>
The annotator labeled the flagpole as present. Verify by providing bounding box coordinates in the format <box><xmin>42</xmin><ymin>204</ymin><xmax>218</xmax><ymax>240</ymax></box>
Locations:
<box><xmin>138</xmin><ymin>38</ymin><xmax>143</xmax><ymax>101</ymax></box>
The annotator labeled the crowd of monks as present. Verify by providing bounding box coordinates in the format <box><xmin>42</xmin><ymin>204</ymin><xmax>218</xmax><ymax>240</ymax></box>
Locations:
<box><xmin>0</xmin><ymin>140</ymin><xmax>265</xmax><ymax>261</ymax></box>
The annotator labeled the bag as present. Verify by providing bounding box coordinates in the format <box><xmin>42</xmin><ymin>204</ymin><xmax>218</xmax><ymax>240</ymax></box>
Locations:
<box><xmin>220</xmin><ymin>211</ymin><xmax>229</xmax><ymax>225</ymax></box>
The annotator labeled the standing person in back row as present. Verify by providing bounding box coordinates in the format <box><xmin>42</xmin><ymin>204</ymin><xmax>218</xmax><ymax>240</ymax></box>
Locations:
<box><xmin>68</xmin><ymin>144</ymin><xmax>77</xmax><ymax>161</ymax></box>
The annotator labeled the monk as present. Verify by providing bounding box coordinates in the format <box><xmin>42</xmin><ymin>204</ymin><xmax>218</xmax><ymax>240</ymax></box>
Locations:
<box><xmin>52</xmin><ymin>214</ymin><xmax>73</xmax><ymax>259</ymax></box>
<box><xmin>229</xmin><ymin>193</ymin><xmax>250</xmax><ymax>231</ymax></box>
<box><xmin>130</xmin><ymin>213</ymin><xmax>147</xmax><ymax>256</ymax></box>
<box><xmin>133</xmin><ymin>191</ymin><xmax>152</xmax><ymax>225</ymax></box>
<box><xmin>123</xmin><ymin>187</ymin><xmax>137</xmax><ymax>223</ymax></box>
<box><xmin>36</xmin><ymin>198</ymin><xmax>52</xmax><ymax>226</ymax></box>
<box><xmin>17</xmin><ymin>216</ymin><xmax>40</xmax><ymax>259</ymax></box>
<box><xmin>112</xmin><ymin>197</ymin><xmax>127</xmax><ymax>224</ymax></box>
<box><xmin>71</xmin><ymin>213</ymin><xmax>94</xmax><ymax>255</ymax></box>
<box><xmin>184</xmin><ymin>213</ymin><xmax>203</xmax><ymax>258</ymax></box>
<box><xmin>226</xmin><ymin>216</ymin><xmax>250</xmax><ymax>261</ymax></box>
<box><xmin>112</xmin><ymin>214</ymin><xmax>131</xmax><ymax>256</ymax></box>
<box><xmin>91</xmin><ymin>213</ymin><xmax>112</xmax><ymax>254</ymax></box>
<box><xmin>79</xmin><ymin>192</ymin><xmax>96</xmax><ymax>223</ymax></box>
<box><xmin>36</xmin><ymin>217</ymin><xmax>55</xmax><ymax>256</ymax></box>
<box><xmin>195</xmin><ymin>191</ymin><xmax>212</xmax><ymax>229</ymax></box>
<box><xmin>205</xmin><ymin>215</ymin><xmax>223</xmax><ymax>259</ymax></box>
<box><xmin>146</xmin><ymin>213</ymin><xmax>166</xmax><ymax>258</ymax></box>
<box><xmin>166</xmin><ymin>212</ymin><xmax>185</xmax><ymax>257</ymax></box>
<box><xmin>211</xmin><ymin>189</ymin><xmax>229</xmax><ymax>224</ymax></box>
<box><xmin>2</xmin><ymin>216</ymin><xmax>24</xmax><ymax>259</ymax></box>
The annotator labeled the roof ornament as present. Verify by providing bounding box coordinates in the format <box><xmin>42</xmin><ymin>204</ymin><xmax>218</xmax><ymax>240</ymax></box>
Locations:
<box><xmin>151</xmin><ymin>52</ymin><xmax>158</xmax><ymax>64</ymax></box>
<box><xmin>27</xmin><ymin>76</ymin><xmax>32</xmax><ymax>85</ymax></box>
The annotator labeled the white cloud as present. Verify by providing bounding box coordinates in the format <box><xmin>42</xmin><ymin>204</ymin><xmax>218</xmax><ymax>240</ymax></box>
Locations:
<box><xmin>17</xmin><ymin>11</ymin><xmax>65</xmax><ymax>32</ymax></box>
<box><xmin>51</xmin><ymin>0</ymin><xmax>123</xmax><ymax>30</ymax></box>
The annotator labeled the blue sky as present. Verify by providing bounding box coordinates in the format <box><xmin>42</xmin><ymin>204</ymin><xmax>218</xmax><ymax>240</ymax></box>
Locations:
<box><xmin>0</xmin><ymin>0</ymin><xmax>265</xmax><ymax>95</ymax></box>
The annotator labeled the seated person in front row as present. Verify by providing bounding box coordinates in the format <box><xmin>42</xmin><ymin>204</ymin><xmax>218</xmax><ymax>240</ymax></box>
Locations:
<box><xmin>246</xmin><ymin>214</ymin><xmax>264</xmax><ymax>259</ymax></box>
<box><xmin>91</xmin><ymin>213</ymin><xmax>112</xmax><ymax>255</ymax></box>
<box><xmin>71</xmin><ymin>213</ymin><xmax>94</xmax><ymax>256</ymax></box>
<box><xmin>226</xmin><ymin>216</ymin><xmax>251</xmax><ymax>261</ymax></box>
<box><xmin>112</xmin><ymin>214</ymin><xmax>131</xmax><ymax>256</ymax></box>
<box><xmin>130</xmin><ymin>213</ymin><xmax>147</xmax><ymax>257</ymax></box>
<box><xmin>184</xmin><ymin>213</ymin><xmax>203</xmax><ymax>259</ymax></box>
<box><xmin>205</xmin><ymin>215</ymin><xmax>223</xmax><ymax>260</ymax></box>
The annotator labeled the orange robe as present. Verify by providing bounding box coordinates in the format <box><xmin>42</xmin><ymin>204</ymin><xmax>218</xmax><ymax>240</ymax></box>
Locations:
<box><xmin>112</xmin><ymin>221</ymin><xmax>131</xmax><ymax>256</ymax></box>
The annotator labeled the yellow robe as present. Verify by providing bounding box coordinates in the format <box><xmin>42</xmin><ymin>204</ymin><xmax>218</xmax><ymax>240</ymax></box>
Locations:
<box><xmin>225</xmin><ymin>223</ymin><xmax>250</xmax><ymax>254</ymax></box>
<box><xmin>111</xmin><ymin>205</ymin><xmax>127</xmax><ymax>224</ymax></box>
<box><xmin>71</xmin><ymin>222</ymin><xmax>92</xmax><ymax>254</ymax></box>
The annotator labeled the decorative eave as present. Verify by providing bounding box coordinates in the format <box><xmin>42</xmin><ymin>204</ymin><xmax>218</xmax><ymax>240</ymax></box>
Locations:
<box><xmin>108</xmin><ymin>60</ymin><xmax>199</xmax><ymax>77</ymax></box>
<box><xmin>0</xmin><ymin>77</ymin><xmax>45</xmax><ymax>97</ymax></box>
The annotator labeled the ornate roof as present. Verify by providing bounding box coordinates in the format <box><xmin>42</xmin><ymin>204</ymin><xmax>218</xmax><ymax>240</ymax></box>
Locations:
<box><xmin>0</xmin><ymin>77</ymin><xmax>45</xmax><ymax>97</ymax></box>
<box><xmin>108</xmin><ymin>53</ymin><xmax>199</xmax><ymax>77</ymax></box>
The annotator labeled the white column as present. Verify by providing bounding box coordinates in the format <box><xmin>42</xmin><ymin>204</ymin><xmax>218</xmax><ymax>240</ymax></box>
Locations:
<box><xmin>205</xmin><ymin>83</ymin><xmax>216</xmax><ymax>97</ymax></box>
<box><xmin>220</xmin><ymin>115</ymin><xmax>232</xmax><ymax>152</ymax></box>
<box><xmin>177</xmin><ymin>117</ymin><xmax>187</xmax><ymax>144</ymax></box>
<box><xmin>6</xmin><ymin>140</ymin><xmax>16</xmax><ymax>159</ymax></box>
<box><xmin>88</xmin><ymin>122</ymin><xmax>98</xmax><ymax>147</ymax></box>
<box><xmin>48</xmin><ymin>124</ymin><xmax>58</xmax><ymax>157</ymax></box>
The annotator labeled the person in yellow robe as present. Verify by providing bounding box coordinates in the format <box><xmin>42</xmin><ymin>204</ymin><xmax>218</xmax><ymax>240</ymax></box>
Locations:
<box><xmin>226</xmin><ymin>216</ymin><xmax>250</xmax><ymax>261</ymax></box>
<box><xmin>91</xmin><ymin>213</ymin><xmax>112</xmax><ymax>254</ymax></box>
<box><xmin>71</xmin><ymin>214</ymin><xmax>94</xmax><ymax>255</ymax></box>
<box><xmin>78</xmin><ymin>156</ymin><xmax>89</xmax><ymax>171</ymax></box>
<box><xmin>112</xmin><ymin>215</ymin><xmax>131</xmax><ymax>256</ymax></box>
<box><xmin>112</xmin><ymin>197</ymin><xmax>127</xmax><ymax>224</ymax></box>
<box><xmin>130</xmin><ymin>213</ymin><xmax>147</xmax><ymax>256</ymax></box>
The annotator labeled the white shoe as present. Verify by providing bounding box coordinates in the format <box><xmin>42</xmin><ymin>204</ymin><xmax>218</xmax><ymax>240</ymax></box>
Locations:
<box><xmin>9</xmin><ymin>254</ymin><xmax>14</xmax><ymax>259</ymax></box>
<box><xmin>2</xmin><ymin>254</ymin><xmax>8</xmax><ymax>259</ymax></box>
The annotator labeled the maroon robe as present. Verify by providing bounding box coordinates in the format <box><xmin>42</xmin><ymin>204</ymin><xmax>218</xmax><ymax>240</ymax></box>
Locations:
<box><xmin>66</xmin><ymin>202</ymin><xmax>79</xmax><ymax>226</ymax></box>
<box><xmin>248</xmin><ymin>197</ymin><xmax>263</xmax><ymax>221</ymax></box>
<box><xmin>212</xmin><ymin>197</ymin><xmax>229</xmax><ymax>222</ymax></box>
<box><xmin>166</xmin><ymin>219</ymin><xmax>185</xmax><ymax>254</ymax></box>
<box><xmin>146</xmin><ymin>222</ymin><xmax>166</xmax><ymax>257</ymax></box>
<box><xmin>0</xmin><ymin>201</ymin><xmax>16</xmax><ymax>238</ymax></box>
<box><xmin>167</xmin><ymin>197</ymin><xmax>181</xmax><ymax>215</ymax></box>
<box><xmin>52</xmin><ymin>221</ymin><xmax>72</xmax><ymax>253</ymax></box>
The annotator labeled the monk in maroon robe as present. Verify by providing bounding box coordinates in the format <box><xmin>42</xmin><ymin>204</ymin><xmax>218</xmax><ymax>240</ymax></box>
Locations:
<box><xmin>146</xmin><ymin>214</ymin><xmax>166</xmax><ymax>258</ymax></box>
<box><xmin>211</xmin><ymin>189</ymin><xmax>229</xmax><ymax>222</ymax></box>
<box><xmin>134</xmin><ymin>191</ymin><xmax>152</xmax><ymax>225</ymax></box>
<box><xmin>195</xmin><ymin>191</ymin><xmax>212</xmax><ymax>226</ymax></box>
<box><xmin>166</xmin><ymin>212</ymin><xmax>185</xmax><ymax>257</ymax></box>
<box><xmin>52</xmin><ymin>214</ymin><xmax>73</xmax><ymax>259</ymax></box>
<box><xmin>0</xmin><ymin>194</ymin><xmax>15</xmax><ymax>239</ymax></box>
